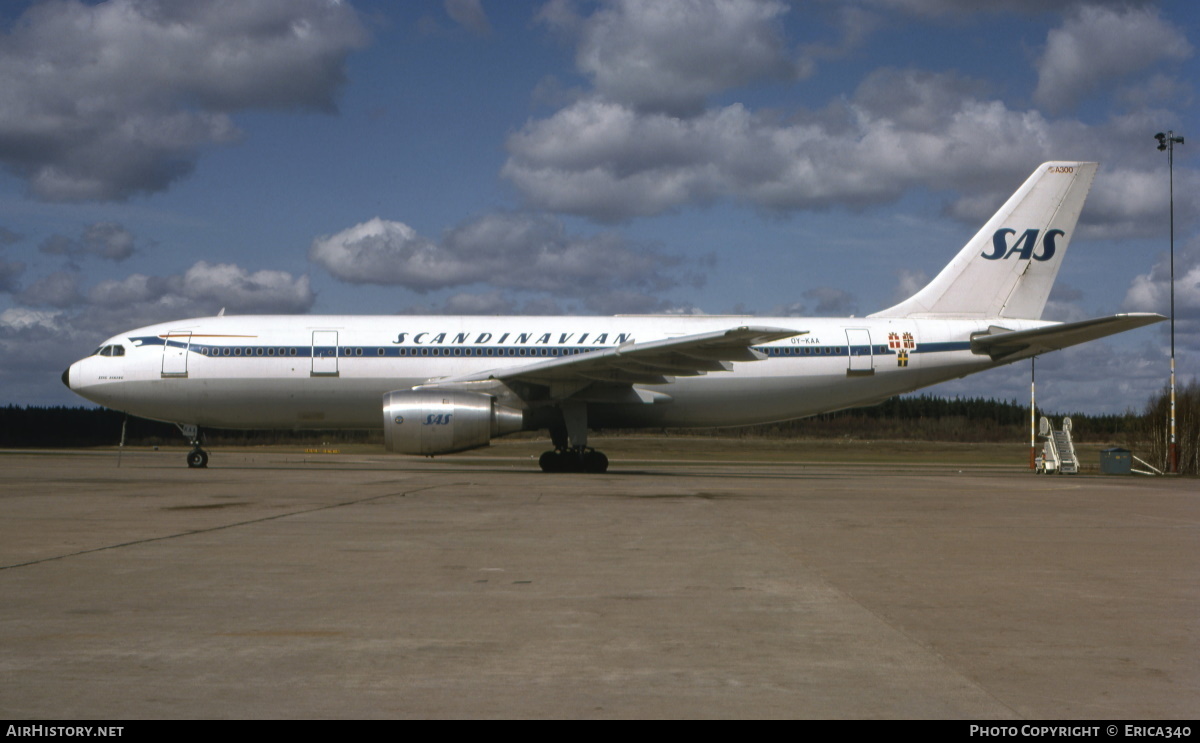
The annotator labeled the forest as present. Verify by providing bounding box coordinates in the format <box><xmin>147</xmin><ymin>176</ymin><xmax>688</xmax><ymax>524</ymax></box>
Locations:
<box><xmin>2</xmin><ymin>383</ymin><xmax>1195</xmax><ymax>474</ymax></box>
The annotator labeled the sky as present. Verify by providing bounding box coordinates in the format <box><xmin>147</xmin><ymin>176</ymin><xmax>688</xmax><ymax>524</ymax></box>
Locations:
<box><xmin>0</xmin><ymin>0</ymin><xmax>1197</xmax><ymax>415</ymax></box>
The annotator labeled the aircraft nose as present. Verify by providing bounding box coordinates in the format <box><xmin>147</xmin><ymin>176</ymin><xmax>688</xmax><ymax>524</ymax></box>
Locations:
<box><xmin>62</xmin><ymin>364</ymin><xmax>72</xmax><ymax>389</ymax></box>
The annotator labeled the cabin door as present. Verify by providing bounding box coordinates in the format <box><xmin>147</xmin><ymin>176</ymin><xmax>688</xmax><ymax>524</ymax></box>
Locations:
<box><xmin>161</xmin><ymin>330</ymin><xmax>191</xmax><ymax>377</ymax></box>
<box><xmin>311</xmin><ymin>331</ymin><xmax>339</xmax><ymax>376</ymax></box>
<box><xmin>845</xmin><ymin>328</ymin><xmax>875</xmax><ymax>376</ymax></box>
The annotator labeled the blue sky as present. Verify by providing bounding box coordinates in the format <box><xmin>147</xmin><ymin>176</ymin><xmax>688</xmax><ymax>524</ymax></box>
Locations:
<box><xmin>1</xmin><ymin>0</ymin><xmax>1197</xmax><ymax>414</ymax></box>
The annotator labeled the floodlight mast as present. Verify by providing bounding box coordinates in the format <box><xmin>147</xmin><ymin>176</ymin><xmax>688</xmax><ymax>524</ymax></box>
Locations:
<box><xmin>1154</xmin><ymin>130</ymin><xmax>1184</xmax><ymax>474</ymax></box>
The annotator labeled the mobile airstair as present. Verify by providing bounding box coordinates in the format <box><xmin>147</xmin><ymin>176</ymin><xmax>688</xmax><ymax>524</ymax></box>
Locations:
<box><xmin>1035</xmin><ymin>416</ymin><xmax>1078</xmax><ymax>475</ymax></box>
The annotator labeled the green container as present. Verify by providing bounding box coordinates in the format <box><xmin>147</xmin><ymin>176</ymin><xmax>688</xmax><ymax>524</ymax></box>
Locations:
<box><xmin>1100</xmin><ymin>447</ymin><xmax>1132</xmax><ymax>475</ymax></box>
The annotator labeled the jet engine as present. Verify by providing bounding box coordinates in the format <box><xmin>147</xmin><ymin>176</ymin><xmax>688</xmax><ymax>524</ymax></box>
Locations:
<box><xmin>382</xmin><ymin>390</ymin><xmax>525</xmax><ymax>455</ymax></box>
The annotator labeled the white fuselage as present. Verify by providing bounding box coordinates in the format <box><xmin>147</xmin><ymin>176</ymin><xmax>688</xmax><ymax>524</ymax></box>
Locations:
<box><xmin>65</xmin><ymin>314</ymin><xmax>1047</xmax><ymax>431</ymax></box>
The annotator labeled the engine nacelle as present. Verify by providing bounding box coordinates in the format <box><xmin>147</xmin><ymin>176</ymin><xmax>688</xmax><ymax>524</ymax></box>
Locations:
<box><xmin>382</xmin><ymin>390</ymin><xmax>525</xmax><ymax>455</ymax></box>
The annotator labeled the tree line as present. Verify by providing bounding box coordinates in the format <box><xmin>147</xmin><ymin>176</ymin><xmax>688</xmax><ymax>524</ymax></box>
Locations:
<box><xmin>2</xmin><ymin>386</ymin><xmax>1194</xmax><ymax>474</ymax></box>
<box><xmin>675</xmin><ymin>394</ymin><xmax>1135</xmax><ymax>442</ymax></box>
<box><xmin>0</xmin><ymin>406</ymin><xmax>379</xmax><ymax>448</ymax></box>
<box><xmin>1121</xmin><ymin>379</ymin><xmax>1200</xmax><ymax>476</ymax></box>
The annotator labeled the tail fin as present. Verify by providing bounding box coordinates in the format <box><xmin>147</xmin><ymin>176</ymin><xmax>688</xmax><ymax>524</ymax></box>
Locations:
<box><xmin>870</xmin><ymin>162</ymin><xmax>1097</xmax><ymax>320</ymax></box>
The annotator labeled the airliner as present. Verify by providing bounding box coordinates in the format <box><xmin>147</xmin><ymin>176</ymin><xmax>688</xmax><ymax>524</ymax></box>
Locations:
<box><xmin>63</xmin><ymin>162</ymin><xmax>1163</xmax><ymax>472</ymax></box>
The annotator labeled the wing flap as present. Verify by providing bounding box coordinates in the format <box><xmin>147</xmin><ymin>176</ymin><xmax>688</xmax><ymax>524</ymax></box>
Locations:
<box><xmin>676</xmin><ymin>346</ymin><xmax>768</xmax><ymax>362</ymax></box>
<box><xmin>578</xmin><ymin>370</ymin><xmax>673</xmax><ymax>385</ymax></box>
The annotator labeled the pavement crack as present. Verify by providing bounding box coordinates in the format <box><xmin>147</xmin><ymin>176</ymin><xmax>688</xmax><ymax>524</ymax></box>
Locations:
<box><xmin>0</xmin><ymin>485</ymin><xmax>442</xmax><ymax>571</ymax></box>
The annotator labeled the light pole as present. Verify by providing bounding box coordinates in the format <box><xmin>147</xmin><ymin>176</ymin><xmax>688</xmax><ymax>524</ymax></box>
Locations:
<box><xmin>1030</xmin><ymin>357</ymin><xmax>1036</xmax><ymax>471</ymax></box>
<box><xmin>1155</xmin><ymin>130</ymin><xmax>1183</xmax><ymax>474</ymax></box>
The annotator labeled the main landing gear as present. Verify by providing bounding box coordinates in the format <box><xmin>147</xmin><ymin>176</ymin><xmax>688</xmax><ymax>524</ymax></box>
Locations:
<box><xmin>177</xmin><ymin>423</ymin><xmax>209</xmax><ymax>468</ymax></box>
<box><xmin>538</xmin><ymin>401</ymin><xmax>609</xmax><ymax>473</ymax></box>
<box><xmin>539</xmin><ymin>447</ymin><xmax>609</xmax><ymax>473</ymax></box>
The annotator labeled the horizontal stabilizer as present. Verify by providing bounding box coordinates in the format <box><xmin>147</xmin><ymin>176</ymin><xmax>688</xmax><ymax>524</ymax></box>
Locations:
<box><xmin>970</xmin><ymin>313</ymin><xmax>1164</xmax><ymax>360</ymax></box>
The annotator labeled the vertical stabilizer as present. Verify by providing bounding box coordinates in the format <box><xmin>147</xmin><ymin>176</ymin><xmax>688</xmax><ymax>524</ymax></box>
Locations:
<box><xmin>870</xmin><ymin>162</ymin><xmax>1097</xmax><ymax>320</ymax></box>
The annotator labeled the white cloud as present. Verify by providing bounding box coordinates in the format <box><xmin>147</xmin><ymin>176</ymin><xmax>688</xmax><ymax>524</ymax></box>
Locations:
<box><xmin>887</xmin><ymin>268</ymin><xmax>929</xmax><ymax>306</ymax></box>
<box><xmin>509</xmin><ymin>1</ymin><xmax>1198</xmax><ymax>240</ymax></box>
<box><xmin>1042</xmin><ymin>282</ymin><xmax>1089</xmax><ymax>323</ymax></box>
<box><xmin>804</xmin><ymin>287</ymin><xmax>859</xmax><ymax>316</ymax></box>
<box><xmin>439</xmin><ymin>291</ymin><xmax>518</xmax><ymax>315</ymax></box>
<box><xmin>767</xmin><ymin>301</ymin><xmax>807</xmax><ymax>317</ymax></box>
<box><xmin>87</xmin><ymin>273</ymin><xmax>166</xmax><ymax>308</ymax></box>
<box><xmin>0</xmin><ymin>307</ymin><xmax>62</xmax><ymax>334</ymax></box>
<box><xmin>39</xmin><ymin>222</ymin><xmax>137</xmax><ymax>261</ymax></box>
<box><xmin>503</xmin><ymin>76</ymin><xmax>1054</xmax><ymax>220</ymax></box>
<box><xmin>176</xmin><ymin>262</ymin><xmax>315</xmax><ymax>315</ymax></box>
<box><xmin>0</xmin><ymin>258</ymin><xmax>23</xmax><ymax>292</ymax></box>
<box><xmin>570</xmin><ymin>0</ymin><xmax>799</xmax><ymax>116</ymax></box>
<box><xmin>78</xmin><ymin>261</ymin><xmax>314</xmax><ymax>330</ymax></box>
<box><xmin>1034</xmin><ymin>6</ymin><xmax>1191</xmax><ymax>113</ymax></box>
<box><xmin>505</xmin><ymin>62</ymin><xmax>1194</xmax><ymax>239</ymax></box>
<box><xmin>308</xmin><ymin>218</ymin><xmax>444</xmax><ymax>286</ymax></box>
<box><xmin>445</xmin><ymin>0</ymin><xmax>492</xmax><ymax>36</ymax></box>
<box><xmin>18</xmin><ymin>271</ymin><xmax>83</xmax><ymax>308</ymax></box>
<box><xmin>765</xmin><ymin>287</ymin><xmax>858</xmax><ymax>317</ymax></box>
<box><xmin>1122</xmin><ymin>241</ymin><xmax>1200</xmax><ymax>352</ymax></box>
<box><xmin>1123</xmin><ymin>244</ymin><xmax>1200</xmax><ymax>315</ymax></box>
<box><xmin>310</xmin><ymin>212</ymin><xmax>701</xmax><ymax>313</ymax></box>
<box><xmin>926</xmin><ymin>337</ymin><xmax>1172</xmax><ymax>415</ymax></box>
<box><xmin>0</xmin><ymin>258</ymin><xmax>315</xmax><ymax>401</ymax></box>
<box><xmin>0</xmin><ymin>0</ymin><xmax>367</xmax><ymax>201</ymax></box>
<box><xmin>0</xmin><ymin>308</ymin><xmax>80</xmax><ymax>378</ymax></box>
<box><xmin>863</xmin><ymin>0</ymin><xmax>1161</xmax><ymax>18</ymax></box>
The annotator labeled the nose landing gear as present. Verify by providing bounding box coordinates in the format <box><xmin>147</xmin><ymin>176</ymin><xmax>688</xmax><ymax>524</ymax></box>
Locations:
<box><xmin>186</xmin><ymin>447</ymin><xmax>209</xmax><ymax>468</ymax></box>
<box><xmin>177</xmin><ymin>423</ymin><xmax>209</xmax><ymax>468</ymax></box>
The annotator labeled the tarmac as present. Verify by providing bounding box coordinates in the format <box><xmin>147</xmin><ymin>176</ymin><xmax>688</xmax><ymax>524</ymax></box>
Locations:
<box><xmin>0</xmin><ymin>445</ymin><xmax>1195</xmax><ymax>719</ymax></box>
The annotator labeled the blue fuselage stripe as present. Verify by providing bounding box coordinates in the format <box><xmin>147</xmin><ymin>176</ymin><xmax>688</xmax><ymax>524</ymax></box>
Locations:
<box><xmin>134</xmin><ymin>335</ymin><xmax>971</xmax><ymax>361</ymax></box>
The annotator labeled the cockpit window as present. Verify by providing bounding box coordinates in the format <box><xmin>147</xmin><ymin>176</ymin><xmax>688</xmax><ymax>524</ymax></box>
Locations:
<box><xmin>93</xmin><ymin>344</ymin><xmax>126</xmax><ymax>357</ymax></box>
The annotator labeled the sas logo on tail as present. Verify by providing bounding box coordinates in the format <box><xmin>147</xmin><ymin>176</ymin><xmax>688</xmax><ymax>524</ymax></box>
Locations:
<box><xmin>982</xmin><ymin>228</ymin><xmax>1063</xmax><ymax>261</ymax></box>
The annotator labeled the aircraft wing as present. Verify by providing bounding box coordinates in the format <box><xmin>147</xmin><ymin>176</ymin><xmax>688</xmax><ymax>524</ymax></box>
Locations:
<box><xmin>414</xmin><ymin>325</ymin><xmax>804</xmax><ymax>402</ymax></box>
<box><xmin>970</xmin><ymin>313</ymin><xmax>1164</xmax><ymax>360</ymax></box>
